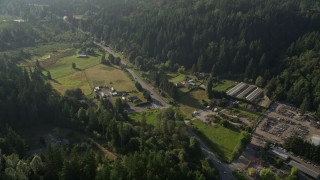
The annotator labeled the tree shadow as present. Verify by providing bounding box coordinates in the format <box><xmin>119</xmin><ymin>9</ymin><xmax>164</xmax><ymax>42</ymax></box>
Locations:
<box><xmin>50</xmin><ymin>79</ymin><xmax>61</xmax><ymax>85</ymax></box>
<box><xmin>178</xmin><ymin>91</ymin><xmax>203</xmax><ymax>109</ymax></box>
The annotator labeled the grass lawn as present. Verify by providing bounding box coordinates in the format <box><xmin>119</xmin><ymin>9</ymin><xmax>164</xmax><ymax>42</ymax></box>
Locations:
<box><xmin>51</xmin><ymin>64</ymin><xmax>140</xmax><ymax>97</ymax></box>
<box><xmin>192</xmin><ymin>120</ymin><xmax>243</xmax><ymax>162</ymax></box>
<box><xmin>47</xmin><ymin>54</ymin><xmax>101</xmax><ymax>79</ymax></box>
<box><xmin>51</xmin><ymin>71</ymin><xmax>92</xmax><ymax>95</ymax></box>
<box><xmin>213</xmin><ymin>80</ymin><xmax>237</xmax><ymax>92</ymax></box>
<box><xmin>178</xmin><ymin>89</ymin><xmax>208</xmax><ymax>118</ymax></box>
<box><xmin>85</xmin><ymin>65</ymin><xmax>136</xmax><ymax>92</ymax></box>
<box><xmin>129</xmin><ymin>109</ymin><xmax>160</xmax><ymax>126</ymax></box>
<box><xmin>168</xmin><ymin>73</ymin><xmax>186</xmax><ymax>83</ymax></box>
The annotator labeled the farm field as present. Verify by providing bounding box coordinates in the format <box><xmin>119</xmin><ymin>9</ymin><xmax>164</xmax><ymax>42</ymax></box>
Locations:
<box><xmin>47</xmin><ymin>54</ymin><xmax>101</xmax><ymax>79</ymax></box>
<box><xmin>85</xmin><ymin>65</ymin><xmax>136</xmax><ymax>92</ymax></box>
<box><xmin>51</xmin><ymin>64</ymin><xmax>140</xmax><ymax>97</ymax></box>
<box><xmin>39</xmin><ymin>50</ymin><xmax>141</xmax><ymax>98</ymax></box>
<box><xmin>51</xmin><ymin>71</ymin><xmax>92</xmax><ymax>95</ymax></box>
<box><xmin>192</xmin><ymin>119</ymin><xmax>244</xmax><ymax>162</ymax></box>
<box><xmin>129</xmin><ymin>109</ymin><xmax>160</xmax><ymax>126</ymax></box>
<box><xmin>213</xmin><ymin>80</ymin><xmax>236</xmax><ymax>92</ymax></box>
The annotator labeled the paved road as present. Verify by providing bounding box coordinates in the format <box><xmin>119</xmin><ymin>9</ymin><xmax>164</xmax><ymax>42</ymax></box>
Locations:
<box><xmin>126</xmin><ymin>68</ymin><xmax>170</xmax><ymax>108</ymax></box>
<box><xmin>95</xmin><ymin>42</ymin><xmax>170</xmax><ymax>108</ymax></box>
<box><xmin>95</xmin><ymin>42</ymin><xmax>119</xmax><ymax>58</ymax></box>
<box><xmin>188</xmin><ymin>128</ymin><xmax>236</xmax><ymax>180</ymax></box>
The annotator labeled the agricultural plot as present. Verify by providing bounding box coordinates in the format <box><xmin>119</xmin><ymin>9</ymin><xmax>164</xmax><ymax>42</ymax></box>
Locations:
<box><xmin>51</xmin><ymin>71</ymin><xmax>92</xmax><ymax>95</ymax></box>
<box><xmin>29</xmin><ymin>48</ymin><xmax>139</xmax><ymax>98</ymax></box>
<box><xmin>192</xmin><ymin>120</ymin><xmax>244</xmax><ymax>162</ymax></box>
<box><xmin>85</xmin><ymin>65</ymin><xmax>136</xmax><ymax>92</ymax></box>
<box><xmin>47</xmin><ymin>54</ymin><xmax>101</xmax><ymax>79</ymax></box>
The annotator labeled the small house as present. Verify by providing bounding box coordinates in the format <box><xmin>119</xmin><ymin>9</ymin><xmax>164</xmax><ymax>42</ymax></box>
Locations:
<box><xmin>78</xmin><ymin>54</ymin><xmax>88</xmax><ymax>58</ymax></box>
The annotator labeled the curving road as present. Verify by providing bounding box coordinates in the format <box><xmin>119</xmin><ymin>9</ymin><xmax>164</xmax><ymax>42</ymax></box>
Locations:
<box><xmin>95</xmin><ymin>42</ymin><xmax>170</xmax><ymax>108</ymax></box>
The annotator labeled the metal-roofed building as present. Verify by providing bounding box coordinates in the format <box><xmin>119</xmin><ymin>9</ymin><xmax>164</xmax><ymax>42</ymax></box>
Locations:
<box><xmin>236</xmin><ymin>85</ymin><xmax>256</xmax><ymax>99</ymax></box>
<box><xmin>246</xmin><ymin>88</ymin><xmax>263</xmax><ymax>102</ymax></box>
<box><xmin>227</xmin><ymin>83</ymin><xmax>249</xmax><ymax>97</ymax></box>
<box><xmin>269</xmin><ymin>149</ymin><xmax>290</xmax><ymax>161</ymax></box>
<box><xmin>288</xmin><ymin>160</ymin><xmax>320</xmax><ymax>179</ymax></box>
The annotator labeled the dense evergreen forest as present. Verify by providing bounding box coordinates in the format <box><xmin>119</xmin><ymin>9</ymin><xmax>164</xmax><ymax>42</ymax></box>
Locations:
<box><xmin>0</xmin><ymin>1</ymin><xmax>220</xmax><ymax>179</ymax></box>
<box><xmin>0</xmin><ymin>58</ymin><xmax>218</xmax><ymax>179</ymax></box>
<box><xmin>77</xmin><ymin>0</ymin><xmax>320</xmax><ymax>113</ymax></box>
<box><xmin>1</xmin><ymin>0</ymin><xmax>320</xmax><ymax>112</ymax></box>
<box><xmin>1</xmin><ymin>0</ymin><xmax>320</xmax><ymax>178</ymax></box>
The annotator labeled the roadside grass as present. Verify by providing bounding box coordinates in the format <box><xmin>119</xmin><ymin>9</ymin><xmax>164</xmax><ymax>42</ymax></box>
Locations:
<box><xmin>47</xmin><ymin>54</ymin><xmax>101</xmax><ymax>79</ymax></box>
<box><xmin>129</xmin><ymin>109</ymin><xmax>160</xmax><ymax>126</ymax></box>
<box><xmin>191</xmin><ymin>120</ymin><xmax>243</xmax><ymax>162</ymax></box>
<box><xmin>213</xmin><ymin>80</ymin><xmax>236</xmax><ymax>92</ymax></box>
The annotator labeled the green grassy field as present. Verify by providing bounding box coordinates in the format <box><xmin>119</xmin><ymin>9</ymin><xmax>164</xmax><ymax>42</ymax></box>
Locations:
<box><xmin>51</xmin><ymin>71</ymin><xmax>92</xmax><ymax>95</ymax></box>
<box><xmin>47</xmin><ymin>54</ymin><xmax>101</xmax><ymax>79</ymax></box>
<box><xmin>129</xmin><ymin>109</ymin><xmax>160</xmax><ymax>126</ymax></box>
<box><xmin>192</xmin><ymin>120</ymin><xmax>243</xmax><ymax>162</ymax></box>
<box><xmin>213</xmin><ymin>80</ymin><xmax>236</xmax><ymax>92</ymax></box>
<box><xmin>51</xmin><ymin>63</ymin><xmax>141</xmax><ymax>97</ymax></box>
<box><xmin>168</xmin><ymin>73</ymin><xmax>186</xmax><ymax>83</ymax></box>
<box><xmin>85</xmin><ymin>65</ymin><xmax>136</xmax><ymax>92</ymax></box>
<box><xmin>24</xmin><ymin>43</ymin><xmax>72</xmax><ymax>58</ymax></box>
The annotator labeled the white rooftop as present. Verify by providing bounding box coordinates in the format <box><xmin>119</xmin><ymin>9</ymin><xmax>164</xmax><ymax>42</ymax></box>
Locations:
<box><xmin>311</xmin><ymin>135</ymin><xmax>320</xmax><ymax>146</ymax></box>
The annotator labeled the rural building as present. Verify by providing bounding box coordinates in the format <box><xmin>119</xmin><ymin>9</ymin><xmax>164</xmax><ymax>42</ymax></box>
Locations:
<box><xmin>269</xmin><ymin>149</ymin><xmax>290</xmax><ymax>161</ymax></box>
<box><xmin>288</xmin><ymin>160</ymin><xmax>320</xmax><ymax>179</ymax></box>
<box><xmin>78</xmin><ymin>54</ymin><xmax>88</xmax><ymax>58</ymax></box>
<box><xmin>311</xmin><ymin>135</ymin><xmax>320</xmax><ymax>146</ymax></box>
<box><xmin>246</xmin><ymin>88</ymin><xmax>263</xmax><ymax>102</ymax></box>
<box><xmin>227</xmin><ymin>82</ymin><xmax>249</xmax><ymax>97</ymax></box>
<box><xmin>236</xmin><ymin>85</ymin><xmax>256</xmax><ymax>99</ymax></box>
<box><xmin>110</xmin><ymin>92</ymin><xmax>118</xmax><ymax>96</ymax></box>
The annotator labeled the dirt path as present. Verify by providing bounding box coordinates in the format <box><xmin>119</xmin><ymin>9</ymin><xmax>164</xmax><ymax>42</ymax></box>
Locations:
<box><xmin>88</xmin><ymin>138</ymin><xmax>117</xmax><ymax>160</ymax></box>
